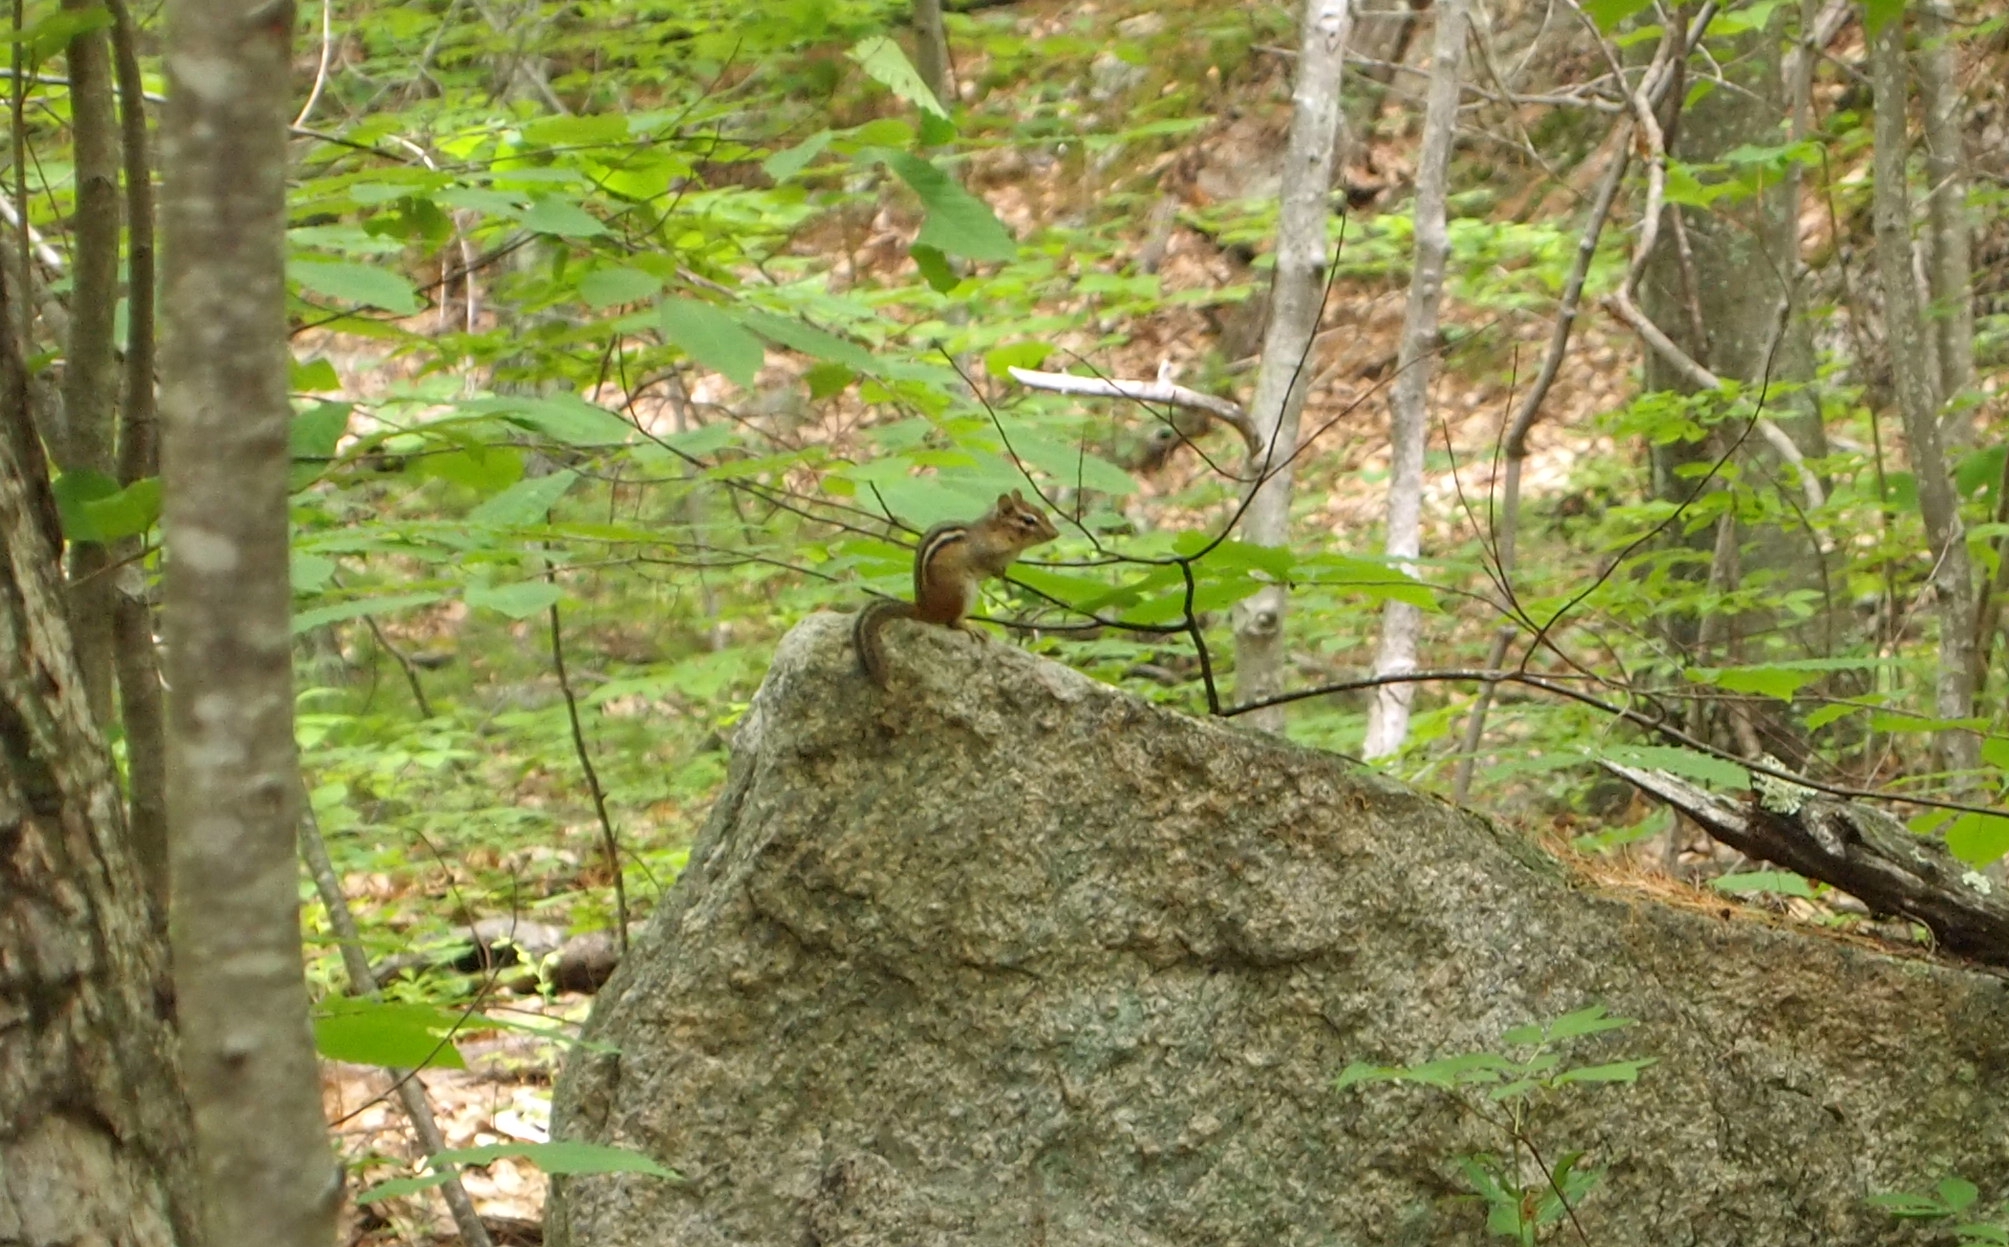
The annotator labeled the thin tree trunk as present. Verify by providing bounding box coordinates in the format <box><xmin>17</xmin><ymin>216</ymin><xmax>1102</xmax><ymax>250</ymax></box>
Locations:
<box><xmin>161</xmin><ymin>0</ymin><xmax>338</xmax><ymax>1243</ymax></box>
<box><xmin>1868</xmin><ymin>10</ymin><xmax>1979</xmax><ymax>775</ymax></box>
<box><xmin>1914</xmin><ymin>0</ymin><xmax>1973</xmax><ymax>444</ymax></box>
<box><xmin>912</xmin><ymin>0</ymin><xmax>954</xmax><ymax>108</ymax></box>
<box><xmin>57</xmin><ymin>0</ymin><xmax>122</xmax><ymax>729</ymax></box>
<box><xmin>1364</xmin><ymin>0</ymin><xmax>1463</xmax><ymax>760</ymax></box>
<box><xmin>107</xmin><ymin>0</ymin><xmax>168</xmax><ymax>918</ymax></box>
<box><xmin>1233</xmin><ymin>0</ymin><xmax>1352</xmax><ymax>731</ymax></box>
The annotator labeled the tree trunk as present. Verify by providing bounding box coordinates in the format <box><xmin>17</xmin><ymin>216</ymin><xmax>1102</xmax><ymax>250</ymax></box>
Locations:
<box><xmin>1869</xmin><ymin>9</ymin><xmax>1980</xmax><ymax>775</ymax></box>
<box><xmin>1364</xmin><ymin>0</ymin><xmax>1462</xmax><ymax>759</ymax></box>
<box><xmin>1914</xmin><ymin>0</ymin><xmax>1974</xmax><ymax>443</ymax></box>
<box><xmin>108</xmin><ymin>0</ymin><xmax>169</xmax><ymax>917</ymax></box>
<box><xmin>160</xmin><ymin>0</ymin><xmax>337</xmax><ymax>1243</ymax></box>
<box><xmin>1232</xmin><ymin>0</ymin><xmax>1351</xmax><ymax>731</ymax></box>
<box><xmin>55</xmin><ymin>0</ymin><xmax>123</xmax><ymax>729</ymax></box>
<box><xmin>0</xmin><ymin>403</ymin><xmax>194</xmax><ymax>1247</ymax></box>
<box><xmin>911</xmin><ymin>0</ymin><xmax>954</xmax><ymax>108</ymax></box>
<box><xmin>1636</xmin><ymin>4</ymin><xmax>1826</xmax><ymax>753</ymax></box>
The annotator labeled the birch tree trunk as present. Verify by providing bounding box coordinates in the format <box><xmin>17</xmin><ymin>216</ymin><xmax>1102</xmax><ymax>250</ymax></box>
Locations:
<box><xmin>161</xmin><ymin>0</ymin><xmax>339</xmax><ymax>1243</ymax></box>
<box><xmin>1363</xmin><ymin>0</ymin><xmax>1463</xmax><ymax>759</ymax></box>
<box><xmin>1868</xmin><ymin>9</ymin><xmax>1980</xmax><ymax>775</ymax></box>
<box><xmin>1233</xmin><ymin>0</ymin><xmax>1351</xmax><ymax>731</ymax></box>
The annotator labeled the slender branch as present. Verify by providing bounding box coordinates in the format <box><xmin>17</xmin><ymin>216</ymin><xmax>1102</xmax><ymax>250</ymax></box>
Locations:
<box><xmin>1008</xmin><ymin>364</ymin><xmax>1262</xmax><ymax>460</ymax></box>
<box><xmin>296</xmin><ymin>786</ymin><xmax>498</xmax><ymax>1247</ymax></box>
<box><xmin>1227</xmin><ymin>666</ymin><xmax>2009</xmax><ymax>820</ymax></box>
<box><xmin>546</xmin><ymin>595</ymin><xmax>629</xmax><ymax>954</ymax></box>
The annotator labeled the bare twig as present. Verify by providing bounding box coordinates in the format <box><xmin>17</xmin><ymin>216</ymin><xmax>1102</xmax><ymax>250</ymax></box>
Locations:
<box><xmin>1008</xmin><ymin>363</ymin><xmax>1262</xmax><ymax>461</ymax></box>
<box><xmin>546</xmin><ymin>595</ymin><xmax>629</xmax><ymax>954</ymax></box>
<box><xmin>296</xmin><ymin>787</ymin><xmax>498</xmax><ymax>1247</ymax></box>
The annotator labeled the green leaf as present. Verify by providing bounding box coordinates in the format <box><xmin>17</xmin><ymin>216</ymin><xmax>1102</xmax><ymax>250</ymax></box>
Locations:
<box><xmin>1553</xmin><ymin>1058</ymin><xmax>1656</xmax><ymax>1085</ymax></box>
<box><xmin>1506</xmin><ymin>1004</ymin><xmax>1634</xmax><ymax>1045</ymax></box>
<box><xmin>983</xmin><ymin>342</ymin><xmax>1051</xmax><ymax>377</ymax></box>
<box><xmin>577</xmin><ymin>267</ymin><xmax>664</xmax><ymax>309</ymax></box>
<box><xmin>738</xmin><ymin>310</ymin><xmax>877</xmax><ymax>372</ymax></box>
<box><xmin>1868</xmin><ymin>1191</ymin><xmax>1954</xmax><ymax>1218</ymax></box>
<box><xmin>1594</xmin><ymin>744</ymin><xmax>1748</xmax><ymax>788</ymax></box>
<box><xmin>521</xmin><ymin>195</ymin><xmax>606</xmax><ymax>237</ymax></box>
<box><xmin>52</xmin><ymin>469</ymin><xmax>160</xmax><ymax>542</ymax></box>
<box><xmin>848</xmin><ymin>35</ymin><xmax>947</xmax><ymax>116</ymax></box>
<box><xmin>1938</xmin><ymin>1177</ymin><xmax>1980</xmax><ymax>1211</ymax></box>
<box><xmin>464</xmin><ymin>395</ymin><xmax>636</xmax><ymax>446</ymax></box>
<box><xmin>1295</xmin><ymin>551</ymin><xmax>1439</xmax><ymax>609</ymax></box>
<box><xmin>1946</xmin><ymin>813</ymin><xmax>2009</xmax><ymax>868</ymax></box>
<box><xmin>1983</xmin><ymin>737</ymin><xmax>2009</xmax><ymax>770</ymax></box>
<box><xmin>1804</xmin><ymin>701</ymin><xmax>1866</xmax><ymax>730</ymax></box>
<box><xmin>1334</xmin><ymin>1061</ymin><xmax>1402</xmax><ymax>1091</ymax></box>
<box><xmin>290</xmin><ymin>259</ymin><xmax>421</xmax><ymax>314</ymax></box>
<box><xmin>1686</xmin><ymin>663</ymin><xmax>1811</xmax><ymax>701</ymax></box>
<box><xmin>880</xmin><ymin>151</ymin><xmax>1016</xmax><ymax>262</ymax></box>
<box><xmin>292</xmin><ymin>553</ymin><xmax>336</xmax><ymax>593</ymax></box>
<box><xmin>430</xmin><ymin>1141</ymin><xmax>676</xmax><ymax>1178</ymax></box>
<box><xmin>293</xmin><ymin>590</ymin><xmax>449</xmax><ymax>633</ymax></box>
<box><xmin>313</xmin><ymin>999</ymin><xmax>467</xmax><ymax>1070</ymax></box>
<box><xmin>806</xmin><ymin>362</ymin><xmax>854</xmax><ymax>399</ymax></box>
<box><xmin>1582</xmin><ymin>0</ymin><xmax>1654</xmax><ymax>30</ymax></box>
<box><xmin>763</xmin><ymin>130</ymin><xmax>832</xmax><ymax>182</ymax></box>
<box><xmin>467</xmin><ymin>469</ymin><xmax>579</xmax><ymax>526</ymax></box>
<box><xmin>418</xmin><ymin>443</ymin><xmax>524</xmax><ymax>493</ymax></box>
<box><xmin>291</xmin><ymin>402</ymin><xmax>352</xmax><ymax>462</ymax></box>
<box><xmin>910</xmin><ymin>243</ymin><xmax>960</xmax><ymax>292</ymax></box>
<box><xmin>292</xmin><ymin>356</ymin><xmax>342</xmax><ymax>391</ymax></box>
<box><xmin>1869</xmin><ymin>712</ymin><xmax>1988</xmax><ymax>734</ymax></box>
<box><xmin>660</xmin><ymin>298</ymin><xmax>764</xmax><ymax>387</ymax></box>
<box><xmin>1712</xmin><ymin>870</ymin><xmax>1816</xmax><ymax>898</ymax></box>
<box><xmin>467</xmin><ymin>581</ymin><xmax>564</xmax><ymax>619</ymax></box>
<box><xmin>354</xmin><ymin>1173</ymin><xmax>454</xmax><ymax>1205</ymax></box>
<box><xmin>1009</xmin><ymin>430</ymin><xmax>1137</xmax><ymax>496</ymax></box>
<box><xmin>1864</xmin><ymin>0</ymin><xmax>1904</xmax><ymax>36</ymax></box>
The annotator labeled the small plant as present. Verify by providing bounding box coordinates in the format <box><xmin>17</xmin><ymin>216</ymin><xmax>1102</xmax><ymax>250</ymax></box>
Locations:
<box><xmin>1336</xmin><ymin>1005</ymin><xmax>1654</xmax><ymax>1245</ymax></box>
<box><xmin>1871</xmin><ymin>1176</ymin><xmax>2009</xmax><ymax>1244</ymax></box>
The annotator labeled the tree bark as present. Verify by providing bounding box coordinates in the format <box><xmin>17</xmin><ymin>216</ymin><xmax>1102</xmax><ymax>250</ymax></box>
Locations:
<box><xmin>1869</xmin><ymin>10</ymin><xmax>1980</xmax><ymax>775</ymax></box>
<box><xmin>1914</xmin><ymin>0</ymin><xmax>1973</xmax><ymax>443</ymax></box>
<box><xmin>0</xmin><ymin>403</ymin><xmax>193</xmax><ymax>1247</ymax></box>
<box><xmin>160</xmin><ymin>0</ymin><xmax>338</xmax><ymax>1243</ymax></box>
<box><xmin>56</xmin><ymin>0</ymin><xmax>123</xmax><ymax>729</ymax></box>
<box><xmin>1232</xmin><ymin>0</ymin><xmax>1351</xmax><ymax>731</ymax></box>
<box><xmin>108</xmin><ymin>0</ymin><xmax>168</xmax><ymax>917</ymax></box>
<box><xmin>1364</xmin><ymin>0</ymin><xmax>1462</xmax><ymax>759</ymax></box>
<box><xmin>911</xmin><ymin>0</ymin><xmax>954</xmax><ymax>108</ymax></box>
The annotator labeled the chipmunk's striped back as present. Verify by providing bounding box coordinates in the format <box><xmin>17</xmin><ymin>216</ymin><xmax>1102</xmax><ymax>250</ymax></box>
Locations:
<box><xmin>852</xmin><ymin>490</ymin><xmax>1057</xmax><ymax>688</ymax></box>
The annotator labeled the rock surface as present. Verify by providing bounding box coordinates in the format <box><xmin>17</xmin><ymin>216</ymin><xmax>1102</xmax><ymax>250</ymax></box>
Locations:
<box><xmin>549</xmin><ymin>613</ymin><xmax>2009</xmax><ymax>1246</ymax></box>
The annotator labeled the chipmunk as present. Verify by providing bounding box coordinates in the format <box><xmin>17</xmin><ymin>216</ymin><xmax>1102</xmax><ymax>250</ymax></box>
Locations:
<box><xmin>853</xmin><ymin>489</ymin><xmax>1059</xmax><ymax>687</ymax></box>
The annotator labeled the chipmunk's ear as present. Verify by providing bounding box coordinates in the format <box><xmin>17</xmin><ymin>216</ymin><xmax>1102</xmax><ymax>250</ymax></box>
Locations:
<box><xmin>999</xmin><ymin>492</ymin><xmax>1018</xmax><ymax>509</ymax></box>
<box><xmin>1008</xmin><ymin>489</ymin><xmax>1028</xmax><ymax>506</ymax></box>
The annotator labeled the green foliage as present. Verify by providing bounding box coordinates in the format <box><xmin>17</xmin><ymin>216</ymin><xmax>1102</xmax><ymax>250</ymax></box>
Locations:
<box><xmin>358</xmin><ymin>1140</ymin><xmax>677</xmax><ymax>1205</ymax></box>
<box><xmin>1338</xmin><ymin>1007</ymin><xmax>1652</xmax><ymax>1243</ymax></box>
<box><xmin>1872</xmin><ymin>1176</ymin><xmax>2009</xmax><ymax>1244</ymax></box>
<box><xmin>313</xmin><ymin>998</ymin><xmax>471</xmax><ymax>1070</ymax></box>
